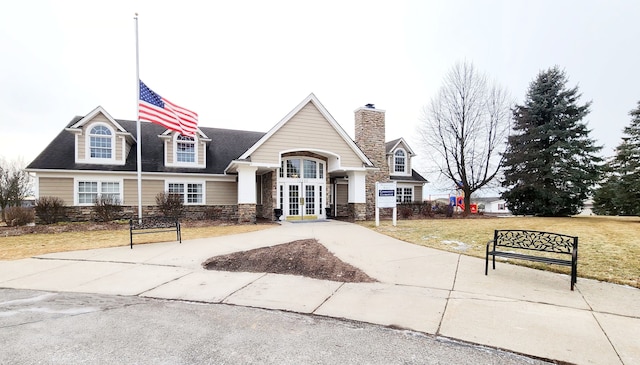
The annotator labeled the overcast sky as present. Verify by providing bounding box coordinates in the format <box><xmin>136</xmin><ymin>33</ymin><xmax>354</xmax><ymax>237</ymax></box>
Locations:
<box><xmin>1</xmin><ymin>0</ymin><xmax>639</xmax><ymax>194</ymax></box>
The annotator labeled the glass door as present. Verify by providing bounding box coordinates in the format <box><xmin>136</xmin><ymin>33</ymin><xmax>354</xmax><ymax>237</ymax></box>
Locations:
<box><xmin>288</xmin><ymin>184</ymin><xmax>299</xmax><ymax>216</ymax></box>
<box><xmin>305</xmin><ymin>185</ymin><xmax>315</xmax><ymax>216</ymax></box>
<box><xmin>278</xmin><ymin>157</ymin><xmax>326</xmax><ymax>220</ymax></box>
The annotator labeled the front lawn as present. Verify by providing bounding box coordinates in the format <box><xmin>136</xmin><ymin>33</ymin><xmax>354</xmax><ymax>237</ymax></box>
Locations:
<box><xmin>361</xmin><ymin>216</ymin><xmax>640</xmax><ymax>288</ymax></box>
<box><xmin>0</xmin><ymin>222</ymin><xmax>273</xmax><ymax>260</ymax></box>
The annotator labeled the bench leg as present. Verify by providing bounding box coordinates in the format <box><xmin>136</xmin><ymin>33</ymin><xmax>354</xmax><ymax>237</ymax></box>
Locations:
<box><xmin>130</xmin><ymin>228</ymin><xmax>133</xmax><ymax>249</ymax></box>
<box><xmin>485</xmin><ymin>254</ymin><xmax>489</xmax><ymax>275</ymax></box>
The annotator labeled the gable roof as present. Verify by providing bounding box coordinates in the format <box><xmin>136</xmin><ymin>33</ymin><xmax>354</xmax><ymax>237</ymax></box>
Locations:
<box><xmin>27</xmin><ymin>118</ymin><xmax>265</xmax><ymax>175</ymax></box>
<box><xmin>385</xmin><ymin>137</ymin><xmax>416</xmax><ymax>156</ymax></box>
<box><xmin>238</xmin><ymin>93</ymin><xmax>373</xmax><ymax>167</ymax></box>
<box><xmin>68</xmin><ymin>106</ymin><xmax>130</xmax><ymax>135</ymax></box>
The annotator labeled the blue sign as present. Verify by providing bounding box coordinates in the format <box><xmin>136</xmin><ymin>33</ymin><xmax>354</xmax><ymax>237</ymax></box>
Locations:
<box><xmin>379</xmin><ymin>190</ymin><xmax>395</xmax><ymax>197</ymax></box>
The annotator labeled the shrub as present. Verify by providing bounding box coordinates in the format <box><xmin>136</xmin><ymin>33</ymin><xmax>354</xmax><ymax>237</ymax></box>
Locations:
<box><xmin>399</xmin><ymin>205</ymin><xmax>414</xmax><ymax>219</ymax></box>
<box><xmin>35</xmin><ymin>196</ymin><xmax>66</xmax><ymax>224</ymax></box>
<box><xmin>155</xmin><ymin>192</ymin><xmax>184</xmax><ymax>219</ymax></box>
<box><xmin>415</xmin><ymin>202</ymin><xmax>432</xmax><ymax>217</ymax></box>
<box><xmin>93</xmin><ymin>196</ymin><xmax>123</xmax><ymax>222</ymax></box>
<box><xmin>5</xmin><ymin>206</ymin><xmax>34</xmax><ymax>226</ymax></box>
<box><xmin>426</xmin><ymin>201</ymin><xmax>450</xmax><ymax>216</ymax></box>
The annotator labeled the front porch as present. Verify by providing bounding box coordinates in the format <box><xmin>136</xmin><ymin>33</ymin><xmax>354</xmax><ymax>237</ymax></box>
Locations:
<box><xmin>232</xmin><ymin>151</ymin><xmax>370</xmax><ymax>223</ymax></box>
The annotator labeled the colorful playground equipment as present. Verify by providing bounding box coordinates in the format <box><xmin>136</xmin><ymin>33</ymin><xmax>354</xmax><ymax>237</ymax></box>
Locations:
<box><xmin>449</xmin><ymin>194</ymin><xmax>478</xmax><ymax>213</ymax></box>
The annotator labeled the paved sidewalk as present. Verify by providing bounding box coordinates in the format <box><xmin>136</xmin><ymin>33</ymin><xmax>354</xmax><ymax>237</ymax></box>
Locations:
<box><xmin>1</xmin><ymin>220</ymin><xmax>639</xmax><ymax>364</ymax></box>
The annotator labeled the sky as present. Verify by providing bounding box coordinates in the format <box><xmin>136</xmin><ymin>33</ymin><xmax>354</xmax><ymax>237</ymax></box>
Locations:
<box><xmin>1</xmin><ymin>0</ymin><xmax>639</xmax><ymax>195</ymax></box>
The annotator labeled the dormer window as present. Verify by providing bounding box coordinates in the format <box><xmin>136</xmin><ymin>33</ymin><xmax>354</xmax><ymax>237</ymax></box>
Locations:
<box><xmin>164</xmin><ymin>132</ymin><xmax>207</xmax><ymax>168</ymax></box>
<box><xmin>176</xmin><ymin>135</ymin><xmax>195</xmax><ymax>163</ymax></box>
<box><xmin>89</xmin><ymin>125</ymin><xmax>113</xmax><ymax>159</ymax></box>
<box><xmin>394</xmin><ymin>150</ymin><xmax>406</xmax><ymax>173</ymax></box>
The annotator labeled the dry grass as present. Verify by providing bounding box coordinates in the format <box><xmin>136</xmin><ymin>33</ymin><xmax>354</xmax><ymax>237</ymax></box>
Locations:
<box><xmin>0</xmin><ymin>224</ymin><xmax>273</xmax><ymax>261</ymax></box>
<box><xmin>3</xmin><ymin>216</ymin><xmax>638</xmax><ymax>288</ymax></box>
<box><xmin>360</xmin><ymin>216</ymin><xmax>640</xmax><ymax>288</ymax></box>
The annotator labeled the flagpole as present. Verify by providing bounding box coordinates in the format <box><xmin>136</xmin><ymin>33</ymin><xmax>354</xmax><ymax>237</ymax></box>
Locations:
<box><xmin>135</xmin><ymin>13</ymin><xmax>143</xmax><ymax>222</ymax></box>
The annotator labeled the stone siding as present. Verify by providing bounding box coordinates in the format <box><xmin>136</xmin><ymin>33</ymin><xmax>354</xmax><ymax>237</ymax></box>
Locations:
<box><xmin>257</xmin><ymin>171</ymin><xmax>277</xmax><ymax>220</ymax></box>
<box><xmin>348</xmin><ymin>203</ymin><xmax>367</xmax><ymax>221</ymax></box>
<box><xmin>355</xmin><ymin>107</ymin><xmax>390</xmax><ymax>220</ymax></box>
<box><xmin>36</xmin><ymin>205</ymin><xmax>239</xmax><ymax>224</ymax></box>
<box><xmin>334</xmin><ymin>203</ymin><xmax>350</xmax><ymax>218</ymax></box>
<box><xmin>238</xmin><ymin>203</ymin><xmax>256</xmax><ymax>224</ymax></box>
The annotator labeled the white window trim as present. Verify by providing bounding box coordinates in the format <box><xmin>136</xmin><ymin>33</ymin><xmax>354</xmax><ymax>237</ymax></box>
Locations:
<box><xmin>82</xmin><ymin>122</ymin><xmax>117</xmax><ymax>165</ymax></box>
<box><xmin>392</xmin><ymin>148</ymin><xmax>411</xmax><ymax>176</ymax></box>
<box><xmin>166</xmin><ymin>133</ymin><xmax>206</xmax><ymax>168</ymax></box>
<box><xmin>278</xmin><ymin>156</ymin><xmax>327</xmax><ymax>183</ymax></box>
<box><xmin>164</xmin><ymin>179</ymin><xmax>206</xmax><ymax>205</ymax></box>
<box><xmin>73</xmin><ymin>177</ymin><xmax>124</xmax><ymax>206</ymax></box>
<box><xmin>395</xmin><ymin>185</ymin><xmax>414</xmax><ymax>203</ymax></box>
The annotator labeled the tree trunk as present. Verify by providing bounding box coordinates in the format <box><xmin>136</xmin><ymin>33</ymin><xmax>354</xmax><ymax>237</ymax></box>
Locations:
<box><xmin>463</xmin><ymin>189</ymin><xmax>472</xmax><ymax>216</ymax></box>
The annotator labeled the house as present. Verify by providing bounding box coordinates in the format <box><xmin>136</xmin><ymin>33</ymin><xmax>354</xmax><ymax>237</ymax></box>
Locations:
<box><xmin>26</xmin><ymin>94</ymin><xmax>427</xmax><ymax>222</ymax></box>
<box><xmin>474</xmin><ymin>197</ymin><xmax>511</xmax><ymax>215</ymax></box>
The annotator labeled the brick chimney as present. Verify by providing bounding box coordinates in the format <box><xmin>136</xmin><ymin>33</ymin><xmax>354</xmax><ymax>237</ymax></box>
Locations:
<box><xmin>355</xmin><ymin>104</ymin><xmax>390</xmax><ymax>219</ymax></box>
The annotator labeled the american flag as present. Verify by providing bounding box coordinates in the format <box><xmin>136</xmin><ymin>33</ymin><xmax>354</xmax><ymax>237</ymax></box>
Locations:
<box><xmin>138</xmin><ymin>80</ymin><xmax>198</xmax><ymax>136</ymax></box>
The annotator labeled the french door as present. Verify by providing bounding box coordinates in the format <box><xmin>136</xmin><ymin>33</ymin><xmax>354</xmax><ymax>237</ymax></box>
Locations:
<box><xmin>278</xmin><ymin>156</ymin><xmax>326</xmax><ymax>220</ymax></box>
<box><xmin>280</xmin><ymin>182</ymin><xmax>324</xmax><ymax>219</ymax></box>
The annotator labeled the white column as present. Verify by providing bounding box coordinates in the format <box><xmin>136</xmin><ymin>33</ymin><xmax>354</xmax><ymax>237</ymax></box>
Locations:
<box><xmin>237</xmin><ymin>165</ymin><xmax>258</xmax><ymax>204</ymax></box>
<box><xmin>347</xmin><ymin>170</ymin><xmax>366</xmax><ymax>203</ymax></box>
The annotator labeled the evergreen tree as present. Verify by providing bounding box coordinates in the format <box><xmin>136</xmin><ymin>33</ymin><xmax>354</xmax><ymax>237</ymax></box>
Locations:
<box><xmin>501</xmin><ymin>67</ymin><xmax>602</xmax><ymax>216</ymax></box>
<box><xmin>593</xmin><ymin>102</ymin><xmax>640</xmax><ymax>215</ymax></box>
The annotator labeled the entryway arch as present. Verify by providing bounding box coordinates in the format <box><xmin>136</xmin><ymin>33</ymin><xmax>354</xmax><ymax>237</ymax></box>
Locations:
<box><xmin>277</xmin><ymin>155</ymin><xmax>327</xmax><ymax>220</ymax></box>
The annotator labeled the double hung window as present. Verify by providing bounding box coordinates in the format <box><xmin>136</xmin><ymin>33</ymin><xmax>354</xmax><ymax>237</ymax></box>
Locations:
<box><xmin>394</xmin><ymin>150</ymin><xmax>406</xmax><ymax>173</ymax></box>
<box><xmin>176</xmin><ymin>135</ymin><xmax>195</xmax><ymax>163</ymax></box>
<box><xmin>396</xmin><ymin>187</ymin><xmax>413</xmax><ymax>203</ymax></box>
<box><xmin>77</xmin><ymin>180</ymin><xmax>121</xmax><ymax>205</ymax></box>
<box><xmin>168</xmin><ymin>182</ymin><xmax>203</xmax><ymax>204</ymax></box>
<box><xmin>89</xmin><ymin>125</ymin><xmax>112</xmax><ymax>159</ymax></box>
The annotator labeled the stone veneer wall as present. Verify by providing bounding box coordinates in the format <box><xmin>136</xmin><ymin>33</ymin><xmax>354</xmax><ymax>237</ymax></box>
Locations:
<box><xmin>348</xmin><ymin>203</ymin><xmax>366</xmax><ymax>221</ymax></box>
<box><xmin>258</xmin><ymin>171</ymin><xmax>277</xmax><ymax>220</ymax></box>
<box><xmin>334</xmin><ymin>204</ymin><xmax>350</xmax><ymax>218</ymax></box>
<box><xmin>37</xmin><ymin>205</ymin><xmax>239</xmax><ymax>224</ymax></box>
<box><xmin>354</xmin><ymin>106</ymin><xmax>390</xmax><ymax>220</ymax></box>
<box><xmin>237</xmin><ymin>203</ymin><xmax>256</xmax><ymax>224</ymax></box>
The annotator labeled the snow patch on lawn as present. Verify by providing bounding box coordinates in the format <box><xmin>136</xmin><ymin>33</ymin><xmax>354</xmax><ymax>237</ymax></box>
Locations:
<box><xmin>441</xmin><ymin>240</ymin><xmax>469</xmax><ymax>251</ymax></box>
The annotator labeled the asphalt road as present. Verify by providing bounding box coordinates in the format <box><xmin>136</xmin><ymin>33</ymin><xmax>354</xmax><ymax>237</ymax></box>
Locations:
<box><xmin>0</xmin><ymin>288</ymin><xmax>550</xmax><ymax>364</ymax></box>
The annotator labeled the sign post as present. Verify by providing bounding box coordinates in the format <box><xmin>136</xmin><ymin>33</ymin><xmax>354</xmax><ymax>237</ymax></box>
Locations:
<box><xmin>375</xmin><ymin>181</ymin><xmax>397</xmax><ymax>227</ymax></box>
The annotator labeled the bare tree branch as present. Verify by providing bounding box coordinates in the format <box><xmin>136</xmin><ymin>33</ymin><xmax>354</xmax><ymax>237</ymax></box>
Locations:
<box><xmin>417</xmin><ymin>61</ymin><xmax>512</xmax><ymax>215</ymax></box>
<box><xmin>0</xmin><ymin>158</ymin><xmax>32</xmax><ymax>222</ymax></box>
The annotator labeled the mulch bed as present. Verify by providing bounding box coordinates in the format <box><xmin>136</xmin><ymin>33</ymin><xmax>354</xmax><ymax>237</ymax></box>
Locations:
<box><xmin>203</xmin><ymin>238</ymin><xmax>377</xmax><ymax>283</ymax></box>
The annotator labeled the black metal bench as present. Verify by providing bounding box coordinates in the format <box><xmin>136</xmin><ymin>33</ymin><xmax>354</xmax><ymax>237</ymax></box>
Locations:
<box><xmin>485</xmin><ymin>230</ymin><xmax>578</xmax><ymax>290</ymax></box>
<box><xmin>129</xmin><ymin>216</ymin><xmax>181</xmax><ymax>249</ymax></box>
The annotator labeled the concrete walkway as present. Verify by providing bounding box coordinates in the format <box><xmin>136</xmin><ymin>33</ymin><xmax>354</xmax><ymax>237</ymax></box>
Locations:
<box><xmin>1</xmin><ymin>220</ymin><xmax>638</xmax><ymax>365</ymax></box>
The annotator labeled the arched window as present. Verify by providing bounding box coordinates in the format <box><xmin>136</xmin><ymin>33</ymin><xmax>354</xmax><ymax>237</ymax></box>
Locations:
<box><xmin>394</xmin><ymin>150</ymin><xmax>406</xmax><ymax>173</ymax></box>
<box><xmin>176</xmin><ymin>135</ymin><xmax>195</xmax><ymax>162</ymax></box>
<box><xmin>89</xmin><ymin>125</ymin><xmax>112</xmax><ymax>159</ymax></box>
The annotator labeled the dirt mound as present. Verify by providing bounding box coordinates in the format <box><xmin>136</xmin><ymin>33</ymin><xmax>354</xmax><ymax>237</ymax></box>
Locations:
<box><xmin>203</xmin><ymin>239</ymin><xmax>376</xmax><ymax>283</ymax></box>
